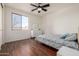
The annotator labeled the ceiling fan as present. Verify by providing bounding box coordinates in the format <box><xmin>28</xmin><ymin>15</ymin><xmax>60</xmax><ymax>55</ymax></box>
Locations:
<box><xmin>30</xmin><ymin>3</ymin><xmax>50</xmax><ymax>13</ymax></box>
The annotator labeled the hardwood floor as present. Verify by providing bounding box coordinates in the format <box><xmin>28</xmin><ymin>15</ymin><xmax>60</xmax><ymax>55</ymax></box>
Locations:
<box><xmin>0</xmin><ymin>38</ymin><xmax>58</xmax><ymax>56</ymax></box>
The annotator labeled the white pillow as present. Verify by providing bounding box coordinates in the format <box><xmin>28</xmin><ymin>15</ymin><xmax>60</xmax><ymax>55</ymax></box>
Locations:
<box><xmin>60</xmin><ymin>33</ymin><xmax>69</xmax><ymax>39</ymax></box>
<box><xmin>65</xmin><ymin>33</ymin><xmax>77</xmax><ymax>41</ymax></box>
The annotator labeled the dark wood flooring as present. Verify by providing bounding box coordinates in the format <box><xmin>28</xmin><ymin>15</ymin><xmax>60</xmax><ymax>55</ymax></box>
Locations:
<box><xmin>0</xmin><ymin>38</ymin><xmax>58</xmax><ymax>56</ymax></box>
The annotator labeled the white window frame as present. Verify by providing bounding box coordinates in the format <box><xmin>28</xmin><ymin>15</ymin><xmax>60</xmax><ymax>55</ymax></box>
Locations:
<box><xmin>11</xmin><ymin>13</ymin><xmax>29</xmax><ymax>30</ymax></box>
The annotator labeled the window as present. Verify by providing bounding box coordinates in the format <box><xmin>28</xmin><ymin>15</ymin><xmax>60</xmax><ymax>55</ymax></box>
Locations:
<box><xmin>12</xmin><ymin>13</ymin><xmax>28</xmax><ymax>30</ymax></box>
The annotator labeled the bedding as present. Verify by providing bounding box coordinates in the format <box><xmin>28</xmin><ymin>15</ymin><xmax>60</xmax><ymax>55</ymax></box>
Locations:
<box><xmin>60</xmin><ymin>33</ymin><xmax>69</xmax><ymax>39</ymax></box>
<box><xmin>63</xmin><ymin>41</ymin><xmax>78</xmax><ymax>49</ymax></box>
<box><xmin>36</xmin><ymin>33</ymin><xmax>78</xmax><ymax>49</ymax></box>
<box><xmin>65</xmin><ymin>33</ymin><xmax>77</xmax><ymax>41</ymax></box>
<box><xmin>39</xmin><ymin>34</ymin><xmax>63</xmax><ymax>40</ymax></box>
<box><xmin>44</xmin><ymin>36</ymin><xmax>78</xmax><ymax>49</ymax></box>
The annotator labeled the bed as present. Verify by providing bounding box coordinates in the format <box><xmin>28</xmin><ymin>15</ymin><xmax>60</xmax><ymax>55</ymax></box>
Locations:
<box><xmin>36</xmin><ymin>33</ymin><xmax>79</xmax><ymax>50</ymax></box>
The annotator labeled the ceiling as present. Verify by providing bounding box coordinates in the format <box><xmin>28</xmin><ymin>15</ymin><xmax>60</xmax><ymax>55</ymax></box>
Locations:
<box><xmin>5</xmin><ymin>3</ymin><xmax>79</xmax><ymax>16</ymax></box>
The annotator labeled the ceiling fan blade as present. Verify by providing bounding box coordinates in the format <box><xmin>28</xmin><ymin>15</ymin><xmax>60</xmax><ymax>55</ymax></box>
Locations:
<box><xmin>32</xmin><ymin>8</ymin><xmax>38</xmax><ymax>11</ymax></box>
<box><xmin>42</xmin><ymin>4</ymin><xmax>50</xmax><ymax>7</ymax></box>
<box><xmin>42</xmin><ymin>8</ymin><xmax>47</xmax><ymax>11</ymax></box>
<box><xmin>31</xmin><ymin>4</ymin><xmax>38</xmax><ymax>7</ymax></box>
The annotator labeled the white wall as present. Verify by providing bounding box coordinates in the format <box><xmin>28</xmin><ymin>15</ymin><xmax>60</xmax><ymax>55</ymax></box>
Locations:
<box><xmin>2</xmin><ymin>5</ymin><xmax>5</xmax><ymax>44</ymax></box>
<box><xmin>42</xmin><ymin>6</ymin><xmax>79</xmax><ymax>34</ymax></box>
<box><xmin>3</xmin><ymin>7</ymin><xmax>42</xmax><ymax>43</ymax></box>
<box><xmin>0</xmin><ymin>4</ymin><xmax>2</xmax><ymax>49</ymax></box>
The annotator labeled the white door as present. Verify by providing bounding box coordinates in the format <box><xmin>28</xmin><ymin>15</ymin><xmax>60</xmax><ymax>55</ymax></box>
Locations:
<box><xmin>0</xmin><ymin>4</ymin><xmax>2</xmax><ymax>50</ymax></box>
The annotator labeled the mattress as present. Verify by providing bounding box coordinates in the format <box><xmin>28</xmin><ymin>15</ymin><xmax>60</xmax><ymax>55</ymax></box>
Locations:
<box><xmin>36</xmin><ymin>34</ymin><xmax>78</xmax><ymax>49</ymax></box>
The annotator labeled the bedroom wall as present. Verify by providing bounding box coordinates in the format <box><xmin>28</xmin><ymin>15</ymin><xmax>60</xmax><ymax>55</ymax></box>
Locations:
<box><xmin>3</xmin><ymin>6</ymin><xmax>42</xmax><ymax>43</ymax></box>
<box><xmin>0</xmin><ymin>4</ymin><xmax>2</xmax><ymax>50</ymax></box>
<box><xmin>42</xmin><ymin>6</ymin><xmax>79</xmax><ymax>34</ymax></box>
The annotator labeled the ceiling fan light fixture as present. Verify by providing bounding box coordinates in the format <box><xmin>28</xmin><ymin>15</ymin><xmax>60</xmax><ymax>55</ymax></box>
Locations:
<box><xmin>31</xmin><ymin>3</ymin><xmax>50</xmax><ymax>13</ymax></box>
<box><xmin>38</xmin><ymin>8</ymin><xmax>41</xmax><ymax>11</ymax></box>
